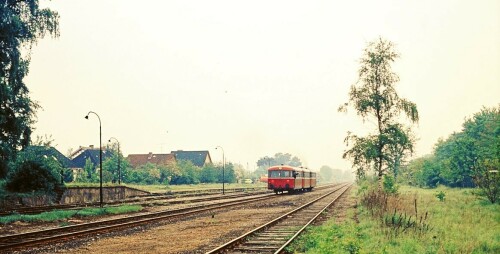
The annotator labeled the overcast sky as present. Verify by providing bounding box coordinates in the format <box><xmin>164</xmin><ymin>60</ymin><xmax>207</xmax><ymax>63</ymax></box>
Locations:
<box><xmin>26</xmin><ymin>0</ymin><xmax>499</xmax><ymax>172</ymax></box>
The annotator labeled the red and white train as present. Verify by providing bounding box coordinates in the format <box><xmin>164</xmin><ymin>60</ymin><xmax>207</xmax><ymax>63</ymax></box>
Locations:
<box><xmin>267</xmin><ymin>165</ymin><xmax>317</xmax><ymax>194</ymax></box>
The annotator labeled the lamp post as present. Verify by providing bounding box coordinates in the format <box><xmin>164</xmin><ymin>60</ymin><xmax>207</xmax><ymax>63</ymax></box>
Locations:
<box><xmin>215</xmin><ymin>146</ymin><xmax>225</xmax><ymax>195</ymax></box>
<box><xmin>108</xmin><ymin>137</ymin><xmax>121</xmax><ymax>185</ymax></box>
<box><xmin>85</xmin><ymin>111</ymin><xmax>103</xmax><ymax>208</ymax></box>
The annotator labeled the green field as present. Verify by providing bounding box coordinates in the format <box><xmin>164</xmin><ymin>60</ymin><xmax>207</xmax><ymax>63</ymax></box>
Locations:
<box><xmin>289</xmin><ymin>186</ymin><xmax>500</xmax><ymax>254</ymax></box>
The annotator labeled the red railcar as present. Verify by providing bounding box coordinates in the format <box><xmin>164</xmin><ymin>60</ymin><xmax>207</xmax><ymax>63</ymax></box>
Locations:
<box><xmin>267</xmin><ymin>165</ymin><xmax>317</xmax><ymax>194</ymax></box>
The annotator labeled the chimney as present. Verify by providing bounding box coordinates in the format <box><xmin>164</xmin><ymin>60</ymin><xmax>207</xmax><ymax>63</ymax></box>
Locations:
<box><xmin>89</xmin><ymin>145</ymin><xmax>94</xmax><ymax>149</ymax></box>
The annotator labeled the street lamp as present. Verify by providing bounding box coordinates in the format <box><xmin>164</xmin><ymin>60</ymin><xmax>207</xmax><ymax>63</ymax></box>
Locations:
<box><xmin>108</xmin><ymin>137</ymin><xmax>121</xmax><ymax>185</ymax></box>
<box><xmin>215</xmin><ymin>146</ymin><xmax>225</xmax><ymax>195</ymax></box>
<box><xmin>85</xmin><ymin>111</ymin><xmax>103</xmax><ymax>208</ymax></box>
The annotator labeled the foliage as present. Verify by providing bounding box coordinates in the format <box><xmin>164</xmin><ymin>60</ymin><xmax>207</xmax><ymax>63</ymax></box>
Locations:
<box><xmin>218</xmin><ymin>162</ymin><xmax>237</xmax><ymax>184</ymax></box>
<box><xmin>75</xmin><ymin>158</ymin><xmax>97</xmax><ymax>183</ymax></box>
<box><xmin>339</xmin><ymin>37</ymin><xmax>418</xmax><ymax>182</ymax></box>
<box><xmin>5</xmin><ymin>154</ymin><xmax>64</xmax><ymax>195</ymax></box>
<box><xmin>256</xmin><ymin>152</ymin><xmax>302</xmax><ymax>169</ymax></box>
<box><xmin>319</xmin><ymin>165</ymin><xmax>335</xmax><ymax>182</ymax></box>
<box><xmin>402</xmin><ymin>106</ymin><xmax>499</xmax><ymax>203</ymax></box>
<box><xmin>118</xmin><ymin>160</ymin><xmax>237</xmax><ymax>185</ymax></box>
<box><xmin>170</xmin><ymin>160</ymin><xmax>201</xmax><ymax>184</ymax></box>
<box><xmin>401</xmin><ymin>155</ymin><xmax>444</xmax><ymax>187</ymax></box>
<box><xmin>435</xmin><ymin>191</ymin><xmax>445</xmax><ymax>202</ymax></box>
<box><xmin>127</xmin><ymin>162</ymin><xmax>163</xmax><ymax>185</ymax></box>
<box><xmin>0</xmin><ymin>0</ymin><xmax>59</xmax><ymax>178</ymax></box>
<box><xmin>473</xmin><ymin>158</ymin><xmax>500</xmax><ymax>204</ymax></box>
<box><xmin>102</xmin><ymin>149</ymin><xmax>131</xmax><ymax>184</ymax></box>
<box><xmin>200</xmin><ymin>163</ymin><xmax>219</xmax><ymax>183</ymax></box>
<box><xmin>0</xmin><ymin>205</ymin><xmax>142</xmax><ymax>224</ymax></box>
<box><xmin>382</xmin><ymin>175</ymin><xmax>399</xmax><ymax>194</ymax></box>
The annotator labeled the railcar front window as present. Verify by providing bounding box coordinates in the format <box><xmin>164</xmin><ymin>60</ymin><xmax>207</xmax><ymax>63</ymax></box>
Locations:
<box><xmin>269</xmin><ymin>171</ymin><xmax>279</xmax><ymax>177</ymax></box>
<box><xmin>269</xmin><ymin>170</ymin><xmax>292</xmax><ymax>178</ymax></box>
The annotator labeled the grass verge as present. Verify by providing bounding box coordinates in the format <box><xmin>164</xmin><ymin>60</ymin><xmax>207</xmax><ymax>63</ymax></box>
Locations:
<box><xmin>64</xmin><ymin>182</ymin><xmax>266</xmax><ymax>193</ymax></box>
<box><xmin>288</xmin><ymin>186</ymin><xmax>500</xmax><ymax>254</ymax></box>
<box><xmin>0</xmin><ymin>205</ymin><xmax>143</xmax><ymax>225</ymax></box>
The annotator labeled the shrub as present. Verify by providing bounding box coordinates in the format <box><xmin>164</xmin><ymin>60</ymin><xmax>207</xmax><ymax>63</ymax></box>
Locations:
<box><xmin>383</xmin><ymin>175</ymin><xmax>399</xmax><ymax>194</ymax></box>
<box><xmin>6</xmin><ymin>159</ymin><xmax>63</xmax><ymax>195</ymax></box>
<box><xmin>435</xmin><ymin>191</ymin><xmax>445</xmax><ymax>202</ymax></box>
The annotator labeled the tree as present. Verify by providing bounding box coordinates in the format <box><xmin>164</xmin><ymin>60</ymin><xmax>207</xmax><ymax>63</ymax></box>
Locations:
<box><xmin>434</xmin><ymin>134</ymin><xmax>476</xmax><ymax>187</ymax></box>
<box><xmin>102</xmin><ymin>145</ymin><xmax>131</xmax><ymax>184</ymax></box>
<box><xmin>463</xmin><ymin>106</ymin><xmax>499</xmax><ymax>203</ymax></box>
<box><xmin>171</xmin><ymin>160</ymin><xmax>201</xmax><ymax>185</ymax></box>
<box><xmin>5</xmin><ymin>150</ymin><xmax>64</xmax><ymax>195</ymax></box>
<box><xmin>218</xmin><ymin>162</ymin><xmax>236</xmax><ymax>183</ymax></box>
<box><xmin>402</xmin><ymin>155</ymin><xmax>443</xmax><ymax>187</ymax></box>
<box><xmin>0</xmin><ymin>1</ymin><xmax>59</xmax><ymax>178</ymax></box>
<box><xmin>75</xmin><ymin>158</ymin><xmax>98</xmax><ymax>183</ymax></box>
<box><xmin>403</xmin><ymin>106</ymin><xmax>499</xmax><ymax>202</ymax></box>
<box><xmin>256</xmin><ymin>153</ymin><xmax>303</xmax><ymax>170</ymax></box>
<box><xmin>200</xmin><ymin>164</ymin><xmax>218</xmax><ymax>183</ymax></box>
<box><xmin>339</xmin><ymin>38</ymin><xmax>419</xmax><ymax>183</ymax></box>
<box><xmin>319</xmin><ymin>165</ymin><xmax>335</xmax><ymax>183</ymax></box>
<box><xmin>158</xmin><ymin>163</ymin><xmax>180</xmax><ymax>185</ymax></box>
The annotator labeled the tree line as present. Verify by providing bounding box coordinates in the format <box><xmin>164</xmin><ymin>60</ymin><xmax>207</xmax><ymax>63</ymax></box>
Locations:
<box><xmin>75</xmin><ymin>153</ymin><xmax>238</xmax><ymax>186</ymax></box>
<box><xmin>400</xmin><ymin>106</ymin><xmax>499</xmax><ymax>203</ymax></box>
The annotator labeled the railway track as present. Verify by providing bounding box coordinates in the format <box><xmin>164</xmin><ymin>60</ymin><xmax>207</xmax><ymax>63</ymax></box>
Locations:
<box><xmin>0</xmin><ymin>183</ymin><xmax>340</xmax><ymax>252</ymax></box>
<box><xmin>0</xmin><ymin>187</ymin><xmax>270</xmax><ymax>216</ymax></box>
<box><xmin>0</xmin><ymin>191</ymin><xmax>280</xmax><ymax>252</ymax></box>
<box><xmin>206</xmin><ymin>182</ymin><xmax>352</xmax><ymax>254</ymax></box>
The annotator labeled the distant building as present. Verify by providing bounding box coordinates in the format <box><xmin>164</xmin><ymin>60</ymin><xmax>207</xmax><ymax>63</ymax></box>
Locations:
<box><xmin>25</xmin><ymin>146</ymin><xmax>75</xmax><ymax>168</ymax></box>
<box><xmin>127</xmin><ymin>152</ymin><xmax>175</xmax><ymax>168</ymax></box>
<box><xmin>127</xmin><ymin>150</ymin><xmax>212</xmax><ymax>168</ymax></box>
<box><xmin>171</xmin><ymin>150</ymin><xmax>212</xmax><ymax>167</ymax></box>
<box><xmin>70</xmin><ymin>145</ymin><xmax>114</xmax><ymax>168</ymax></box>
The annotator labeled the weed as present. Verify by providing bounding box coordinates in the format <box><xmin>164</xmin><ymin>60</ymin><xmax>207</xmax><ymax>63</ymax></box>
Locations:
<box><xmin>0</xmin><ymin>205</ymin><xmax>142</xmax><ymax>224</ymax></box>
<box><xmin>435</xmin><ymin>191</ymin><xmax>445</xmax><ymax>202</ymax></box>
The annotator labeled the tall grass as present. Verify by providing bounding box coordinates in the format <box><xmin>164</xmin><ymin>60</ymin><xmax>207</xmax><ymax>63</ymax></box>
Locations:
<box><xmin>0</xmin><ymin>205</ymin><xmax>143</xmax><ymax>225</ymax></box>
<box><xmin>289</xmin><ymin>186</ymin><xmax>500</xmax><ymax>254</ymax></box>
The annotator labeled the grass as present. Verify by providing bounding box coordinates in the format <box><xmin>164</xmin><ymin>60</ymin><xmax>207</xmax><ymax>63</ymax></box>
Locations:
<box><xmin>288</xmin><ymin>185</ymin><xmax>500</xmax><ymax>254</ymax></box>
<box><xmin>0</xmin><ymin>205</ymin><xmax>143</xmax><ymax>225</ymax></box>
<box><xmin>65</xmin><ymin>182</ymin><xmax>266</xmax><ymax>193</ymax></box>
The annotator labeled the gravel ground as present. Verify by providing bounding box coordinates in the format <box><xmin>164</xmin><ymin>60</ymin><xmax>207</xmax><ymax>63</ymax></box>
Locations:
<box><xmin>5</xmin><ymin>186</ymin><xmax>352</xmax><ymax>254</ymax></box>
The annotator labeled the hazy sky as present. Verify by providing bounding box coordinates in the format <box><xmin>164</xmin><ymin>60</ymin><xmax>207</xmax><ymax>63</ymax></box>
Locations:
<box><xmin>26</xmin><ymin>0</ymin><xmax>499</xmax><ymax>171</ymax></box>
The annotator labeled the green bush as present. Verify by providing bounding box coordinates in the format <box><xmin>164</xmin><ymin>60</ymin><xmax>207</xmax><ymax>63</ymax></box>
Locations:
<box><xmin>6</xmin><ymin>159</ymin><xmax>63</xmax><ymax>195</ymax></box>
<box><xmin>383</xmin><ymin>175</ymin><xmax>399</xmax><ymax>194</ymax></box>
<box><xmin>435</xmin><ymin>191</ymin><xmax>445</xmax><ymax>201</ymax></box>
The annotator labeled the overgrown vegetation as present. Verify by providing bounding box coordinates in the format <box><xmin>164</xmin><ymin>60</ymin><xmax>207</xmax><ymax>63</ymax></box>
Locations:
<box><xmin>400</xmin><ymin>106</ymin><xmax>499</xmax><ymax>203</ymax></box>
<box><xmin>0</xmin><ymin>205</ymin><xmax>142</xmax><ymax>224</ymax></box>
<box><xmin>289</xmin><ymin>185</ymin><xmax>499</xmax><ymax>253</ymax></box>
<box><xmin>5</xmin><ymin>148</ymin><xmax>65</xmax><ymax>197</ymax></box>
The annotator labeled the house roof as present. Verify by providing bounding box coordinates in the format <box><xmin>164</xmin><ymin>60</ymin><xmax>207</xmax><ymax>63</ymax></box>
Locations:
<box><xmin>171</xmin><ymin>150</ymin><xmax>212</xmax><ymax>167</ymax></box>
<box><xmin>71</xmin><ymin>148</ymin><xmax>113</xmax><ymax>168</ymax></box>
<box><xmin>25</xmin><ymin>146</ymin><xmax>75</xmax><ymax>168</ymax></box>
<box><xmin>127</xmin><ymin>153</ymin><xmax>175</xmax><ymax>168</ymax></box>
